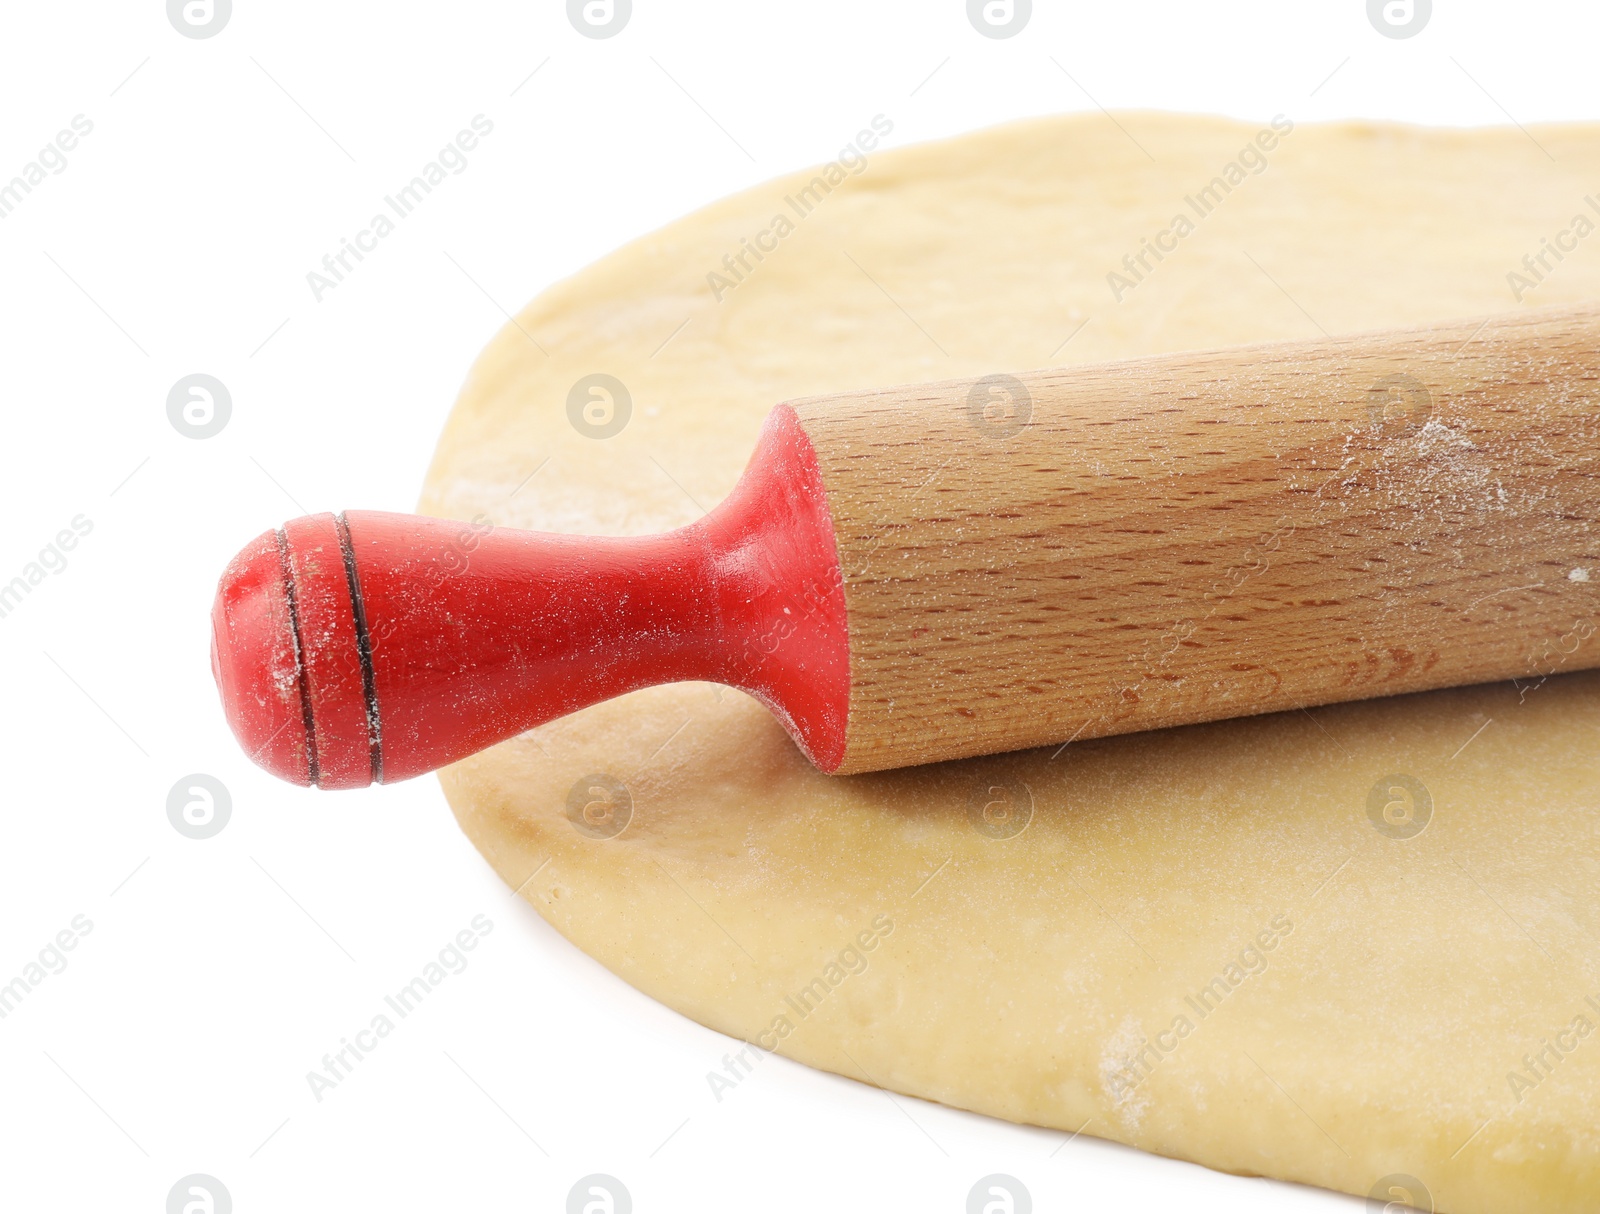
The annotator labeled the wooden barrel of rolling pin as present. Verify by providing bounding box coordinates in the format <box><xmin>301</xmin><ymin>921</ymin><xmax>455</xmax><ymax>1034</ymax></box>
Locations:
<box><xmin>798</xmin><ymin>303</ymin><xmax>1599</xmax><ymax>772</ymax></box>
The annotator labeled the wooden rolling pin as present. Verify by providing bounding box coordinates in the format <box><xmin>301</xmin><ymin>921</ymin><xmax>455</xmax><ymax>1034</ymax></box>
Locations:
<box><xmin>212</xmin><ymin>304</ymin><xmax>1600</xmax><ymax>788</ymax></box>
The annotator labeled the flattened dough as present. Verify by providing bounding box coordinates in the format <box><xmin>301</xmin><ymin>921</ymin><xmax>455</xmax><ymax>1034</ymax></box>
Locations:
<box><xmin>420</xmin><ymin>114</ymin><xmax>1600</xmax><ymax>1212</ymax></box>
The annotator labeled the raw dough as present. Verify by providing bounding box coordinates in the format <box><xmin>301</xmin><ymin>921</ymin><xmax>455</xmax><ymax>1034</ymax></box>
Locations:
<box><xmin>420</xmin><ymin>114</ymin><xmax>1600</xmax><ymax>1212</ymax></box>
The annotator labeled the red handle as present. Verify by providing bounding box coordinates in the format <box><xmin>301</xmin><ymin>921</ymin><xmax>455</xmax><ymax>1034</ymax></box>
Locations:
<box><xmin>210</xmin><ymin>405</ymin><xmax>850</xmax><ymax>788</ymax></box>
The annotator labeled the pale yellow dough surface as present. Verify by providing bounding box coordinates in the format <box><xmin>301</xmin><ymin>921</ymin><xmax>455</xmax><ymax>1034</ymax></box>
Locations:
<box><xmin>420</xmin><ymin>114</ymin><xmax>1600</xmax><ymax>1212</ymax></box>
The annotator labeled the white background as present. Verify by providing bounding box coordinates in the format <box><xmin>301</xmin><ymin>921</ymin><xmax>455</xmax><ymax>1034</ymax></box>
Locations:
<box><xmin>0</xmin><ymin>2</ymin><xmax>1595</xmax><ymax>1211</ymax></box>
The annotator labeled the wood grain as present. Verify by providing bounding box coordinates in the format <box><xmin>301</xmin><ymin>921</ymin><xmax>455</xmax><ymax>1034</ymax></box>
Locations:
<box><xmin>790</xmin><ymin>304</ymin><xmax>1600</xmax><ymax>773</ymax></box>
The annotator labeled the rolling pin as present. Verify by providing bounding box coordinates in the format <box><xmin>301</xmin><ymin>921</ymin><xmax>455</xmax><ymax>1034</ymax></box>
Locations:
<box><xmin>212</xmin><ymin>304</ymin><xmax>1600</xmax><ymax>788</ymax></box>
